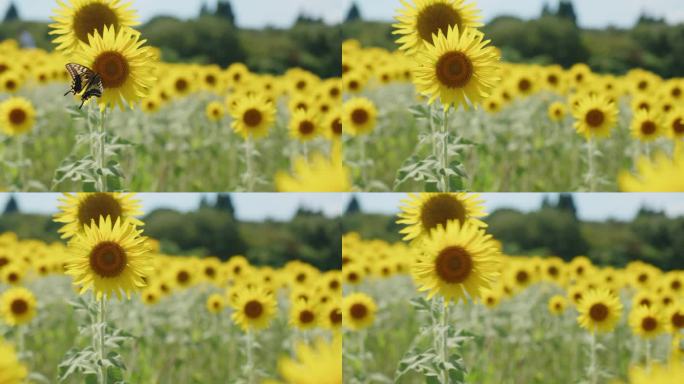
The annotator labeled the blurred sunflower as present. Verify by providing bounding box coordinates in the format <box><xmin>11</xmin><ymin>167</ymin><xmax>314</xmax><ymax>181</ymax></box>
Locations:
<box><xmin>289</xmin><ymin>108</ymin><xmax>320</xmax><ymax>142</ymax></box>
<box><xmin>576</xmin><ymin>289</ymin><xmax>622</xmax><ymax>333</ymax></box>
<box><xmin>278</xmin><ymin>337</ymin><xmax>342</xmax><ymax>384</ymax></box>
<box><xmin>206</xmin><ymin>293</ymin><xmax>224</xmax><ymax>314</ymax></box>
<box><xmin>0</xmin><ymin>97</ymin><xmax>36</xmax><ymax>136</ymax></box>
<box><xmin>666</xmin><ymin>109</ymin><xmax>684</xmax><ymax>140</ymax></box>
<box><xmin>289</xmin><ymin>299</ymin><xmax>319</xmax><ymax>330</ymax></box>
<box><xmin>76</xmin><ymin>25</ymin><xmax>155</xmax><ymax>110</ymax></box>
<box><xmin>412</xmin><ymin>25</ymin><xmax>500</xmax><ymax>109</ymax></box>
<box><xmin>412</xmin><ymin>220</ymin><xmax>500</xmax><ymax>303</ymax></box>
<box><xmin>342</xmin><ymin>97</ymin><xmax>377</xmax><ymax>135</ymax></box>
<box><xmin>629</xmin><ymin>305</ymin><xmax>664</xmax><ymax>339</ymax></box>
<box><xmin>231</xmin><ymin>287</ymin><xmax>277</xmax><ymax>331</ymax></box>
<box><xmin>572</xmin><ymin>94</ymin><xmax>618</xmax><ymax>139</ymax></box>
<box><xmin>619</xmin><ymin>149</ymin><xmax>684</xmax><ymax>191</ymax></box>
<box><xmin>394</xmin><ymin>0</ymin><xmax>483</xmax><ymax>56</ymax></box>
<box><xmin>230</xmin><ymin>94</ymin><xmax>276</xmax><ymax>139</ymax></box>
<box><xmin>1</xmin><ymin>287</ymin><xmax>37</xmax><ymax>326</ymax></box>
<box><xmin>0</xmin><ymin>338</ymin><xmax>28</xmax><ymax>384</ymax></box>
<box><xmin>66</xmin><ymin>216</ymin><xmax>151</xmax><ymax>300</ymax></box>
<box><xmin>205</xmin><ymin>101</ymin><xmax>224</xmax><ymax>122</ymax></box>
<box><xmin>49</xmin><ymin>0</ymin><xmax>139</xmax><ymax>54</ymax></box>
<box><xmin>631</xmin><ymin>109</ymin><xmax>663</xmax><ymax>142</ymax></box>
<box><xmin>53</xmin><ymin>192</ymin><xmax>143</xmax><ymax>239</ymax></box>
<box><xmin>548</xmin><ymin>295</ymin><xmax>567</xmax><ymax>315</ymax></box>
<box><xmin>343</xmin><ymin>292</ymin><xmax>376</xmax><ymax>330</ymax></box>
<box><xmin>397</xmin><ymin>193</ymin><xmax>487</xmax><ymax>241</ymax></box>
<box><xmin>666</xmin><ymin>303</ymin><xmax>684</xmax><ymax>333</ymax></box>
<box><xmin>275</xmin><ymin>145</ymin><xmax>351</xmax><ymax>192</ymax></box>
<box><xmin>548</xmin><ymin>101</ymin><xmax>566</xmax><ymax>122</ymax></box>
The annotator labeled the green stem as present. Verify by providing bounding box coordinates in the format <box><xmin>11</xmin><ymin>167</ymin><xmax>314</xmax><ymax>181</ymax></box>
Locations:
<box><xmin>587</xmin><ymin>138</ymin><xmax>596</xmax><ymax>192</ymax></box>
<box><xmin>96</xmin><ymin>108</ymin><xmax>107</xmax><ymax>192</ymax></box>
<box><xmin>96</xmin><ymin>298</ymin><xmax>107</xmax><ymax>384</ymax></box>
<box><xmin>359</xmin><ymin>135</ymin><xmax>368</xmax><ymax>189</ymax></box>
<box><xmin>588</xmin><ymin>331</ymin><xmax>597</xmax><ymax>384</ymax></box>
<box><xmin>244</xmin><ymin>138</ymin><xmax>255</xmax><ymax>191</ymax></box>
<box><xmin>441</xmin><ymin>106</ymin><xmax>450</xmax><ymax>192</ymax></box>
<box><xmin>17</xmin><ymin>135</ymin><xmax>26</xmax><ymax>190</ymax></box>
<box><xmin>441</xmin><ymin>301</ymin><xmax>450</xmax><ymax>383</ymax></box>
<box><xmin>245</xmin><ymin>330</ymin><xmax>255</xmax><ymax>384</ymax></box>
<box><xmin>645</xmin><ymin>339</ymin><xmax>651</xmax><ymax>372</ymax></box>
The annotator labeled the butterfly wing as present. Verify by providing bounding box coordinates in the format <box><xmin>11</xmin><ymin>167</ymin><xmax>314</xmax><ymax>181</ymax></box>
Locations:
<box><xmin>64</xmin><ymin>63</ymin><xmax>96</xmax><ymax>96</ymax></box>
<box><xmin>79</xmin><ymin>74</ymin><xmax>104</xmax><ymax>109</ymax></box>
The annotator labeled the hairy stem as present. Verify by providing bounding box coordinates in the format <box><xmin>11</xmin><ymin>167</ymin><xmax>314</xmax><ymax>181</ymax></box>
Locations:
<box><xmin>244</xmin><ymin>138</ymin><xmax>256</xmax><ymax>191</ymax></box>
<box><xmin>441</xmin><ymin>106</ymin><xmax>450</xmax><ymax>192</ymax></box>
<box><xmin>586</xmin><ymin>138</ymin><xmax>596</xmax><ymax>192</ymax></box>
<box><xmin>96</xmin><ymin>298</ymin><xmax>107</xmax><ymax>384</ymax></box>
<box><xmin>96</xmin><ymin>108</ymin><xmax>108</xmax><ymax>192</ymax></box>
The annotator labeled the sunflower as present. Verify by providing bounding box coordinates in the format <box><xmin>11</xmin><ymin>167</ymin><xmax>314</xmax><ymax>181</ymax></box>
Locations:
<box><xmin>412</xmin><ymin>25</ymin><xmax>500</xmax><ymax>109</ymax></box>
<box><xmin>205</xmin><ymin>101</ymin><xmax>224</xmax><ymax>122</ymax></box>
<box><xmin>206</xmin><ymin>293</ymin><xmax>224</xmax><ymax>314</ymax></box>
<box><xmin>275</xmin><ymin>146</ymin><xmax>352</xmax><ymax>192</ymax></box>
<box><xmin>0</xmin><ymin>338</ymin><xmax>28</xmax><ymax>384</ymax></box>
<box><xmin>483</xmin><ymin>95</ymin><xmax>503</xmax><ymax>114</ymax></box>
<box><xmin>393</xmin><ymin>0</ymin><xmax>483</xmax><ymax>56</ymax></box>
<box><xmin>53</xmin><ymin>192</ymin><xmax>143</xmax><ymax>239</ymax></box>
<box><xmin>289</xmin><ymin>108</ymin><xmax>320</xmax><ymax>142</ymax></box>
<box><xmin>140</xmin><ymin>95</ymin><xmax>161</xmax><ymax>113</ymax></box>
<box><xmin>0</xmin><ymin>71</ymin><xmax>23</xmax><ymax>93</ymax></box>
<box><xmin>49</xmin><ymin>0</ymin><xmax>139</xmax><ymax>54</ymax></box>
<box><xmin>397</xmin><ymin>193</ymin><xmax>487</xmax><ymax>241</ymax></box>
<box><xmin>619</xmin><ymin>149</ymin><xmax>684</xmax><ymax>191</ymax></box>
<box><xmin>2</xmin><ymin>263</ymin><xmax>24</xmax><ymax>285</ymax></box>
<box><xmin>629</xmin><ymin>305</ymin><xmax>665</xmax><ymax>339</ymax></box>
<box><xmin>572</xmin><ymin>94</ymin><xmax>619</xmax><ymax>139</ymax></box>
<box><xmin>1</xmin><ymin>287</ymin><xmax>37</xmax><ymax>326</ymax></box>
<box><xmin>141</xmin><ymin>286</ymin><xmax>160</xmax><ymax>305</ymax></box>
<box><xmin>343</xmin><ymin>292</ymin><xmax>376</xmax><ymax>330</ymax></box>
<box><xmin>231</xmin><ymin>286</ymin><xmax>277</xmax><ymax>331</ymax></box>
<box><xmin>548</xmin><ymin>295</ymin><xmax>567</xmax><ymax>315</ymax></box>
<box><xmin>631</xmin><ymin>108</ymin><xmax>663</xmax><ymax>142</ymax></box>
<box><xmin>666</xmin><ymin>109</ymin><xmax>684</xmax><ymax>140</ymax></box>
<box><xmin>567</xmin><ymin>283</ymin><xmax>586</xmax><ymax>306</ymax></box>
<box><xmin>289</xmin><ymin>299</ymin><xmax>319</xmax><ymax>330</ymax></box>
<box><xmin>629</xmin><ymin>360</ymin><xmax>684</xmax><ymax>384</ymax></box>
<box><xmin>548</xmin><ymin>102</ymin><xmax>566</xmax><ymax>122</ymax></box>
<box><xmin>576</xmin><ymin>289</ymin><xmax>622</xmax><ymax>333</ymax></box>
<box><xmin>66</xmin><ymin>215</ymin><xmax>151</xmax><ymax>300</ymax></box>
<box><xmin>481</xmin><ymin>288</ymin><xmax>501</xmax><ymax>308</ymax></box>
<box><xmin>666</xmin><ymin>303</ymin><xmax>684</xmax><ymax>333</ymax></box>
<box><xmin>76</xmin><ymin>25</ymin><xmax>155</xmax><ymax>110</ymax></box>
<box><xmin>0</xmin><ymin>97</ymin><xmax>36</xmax><ymax>136</ymax></box>
<box><xmin>230</xmin><ymin>94</ymin><xmax>276</xmax><ymax>139</ymax></box>
<box><xmin>342</xmin><ymin>97</ymin><xmax>377</xmax><ymax>135</ymax></box>
<box><xmin>277</xmin><ymin>337</ymin><xmax>342</xmax><ymax>384</ymax></box>
<box><xmin>322</xmin><ymin>302</ymin><xmax>342</xmax><ymax>332</ymax></box>
<box><xmin>323</xmin><ymin>109</ymin><xmax>342</xmax><ymax>141</ymax></box>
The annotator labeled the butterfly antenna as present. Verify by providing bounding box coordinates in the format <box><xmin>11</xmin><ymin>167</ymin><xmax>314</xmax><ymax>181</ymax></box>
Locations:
<box><xmin>79</xmin><ymin>99</ymin><xmax>86</xmax><ymax>109</ymax></box>
<box><xmin>64</xmin><ymin>89</ymin><xmax>73</xmax><ymax>96</ymax></box>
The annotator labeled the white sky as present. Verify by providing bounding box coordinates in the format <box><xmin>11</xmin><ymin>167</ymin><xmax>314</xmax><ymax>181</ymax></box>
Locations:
<box><xmin>0</xmin><ymin>0</ymin><xmax>343</xmax><ymax>28</ymax></box>
<box><xmin>343</xmin><ymin>0</ymin><xmax>684</xmax><ymax>28</ymax></box>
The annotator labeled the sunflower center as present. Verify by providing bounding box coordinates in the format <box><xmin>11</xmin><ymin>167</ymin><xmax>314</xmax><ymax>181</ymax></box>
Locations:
<box><xmin>420</xmin><ymin>194</ymin><xmax>467</xmax><ymax>231</ymax></box>
<box><xmin>299</xmin><ymin>310</ymin><xmax>315</xmax><ymax>324</ymax></box>
<box><xmin>212</xmin><ymin>301</ymin><xmax>220</xmax><ymax>309</ymax></box>
<box><xmin>348</xmin><ymin>272</ymin><xmax>359</xmax><ymax>282</ymax></box>
<box><xmin>0</xmin><ymin>257</ymin><xmax>8</xmax><ymax>267</ymax></box>
<box><xmin>548</xmin><ymin>266</ymin><xmax>559</xmax><ymax>277</ymax></box>
<box><xmin>350</xmin><ymin>108</ymin><xmax>369</xmax><ymax>126</ymax></box>
<box><xmin>244</xmin><ymin>300</ymin><xmax>263</xmax><ymax>319</ymax></box>
<box><xmin>585</xmin><ymin>109</ymin><xmax>605</xmax><ymax>128</ymax></box>
<box><xmin>589</xmin><ymin>303</ymin><xmax>608</xmax><ymax>322</ymax></box>
<box><xmin>641</xmin><ymin>121</ymin><xmax>656</xmax><ymax>135</ymax></box>
<box><xmin>330</xmin><ymin>87</ymin><xmax>340</xmax><ymax>98</ymax></box>
<box><xmin>332</xmin><ymin>118</ymin><xmax>342</xmax><ymax>135</ymax></box>
<box><xmin>641</xmin><ymin>316</ymin><xmax>657</xmax><ymax>331</ymax></box>
<box><xmin>548</xmin><ymin>74</ymin><xmax>558</xmax><ymax>85</ymax></box>
<box><xmin>435</xmin><ymin>246</ymin><xmax>472</xmax><ymax>284</ymax></box>
<box><xmin>296</xmin><ymin>80</ymin><xmax>306</xmax><ymax>90</ymax></box>
<box><xmin>73</xmin><ymin>3</ymin><xmax>119</xmax><ymax>43</ymax></box>
<box><xmin>554</xmin><ymin>303</ymin><xmax>561</xmax><ymax>310</ymax></box>
<box><xmin>638</xmin><ymin>81</ymin><xmax>647</xmax><ymax>90</ymax></box>
<box><xmin>515</xmin><ymin>270</ymin><xmax>529</xmax><ymax>284</ymax></box>
<box><xmin>486</xmin><ymin>297</ymin><xmax>495</xmax><ymax>305</ymax></box>
<box><xmin>672</xmin><ymin>312</ymin><xmax>684</xmax><ymax>328</ymax></box>
<box><xmin>330</xmin><ymin>280</ymin><xmax>340</xmax><ymax>290</ymax></box>
<box><xmin>8</xmin><ymin>108</ymin><xmax>26</xmax><ymax>125</ymax></box>
<box><xmin>672</xmin><ymin>118</ymin><xmax>684</xmax><ymax>134</ymax></box>
<box><xmin>89</xmin><ymin>241</ymin><xmax>127</xmax><ymax>278</ymax></box>
<box><xmin>573</xmin><ymin>293</ymin><xmax>582</xmax><ymax>302</ymax></box>
<box><xmin>175</xmin><ymin>78</ymin><xmax>188</xmax><ymax>92</ymax></box>
<box><xmin>206</xmin><ymin>74</ymin><xmax>216</xmax><ymax>85</ymax></box>
<box><xmin>518</xmin><ymin>79</ymin><xmax>531</xmax><ymax>92</ymax></box>
<box><xmin>298</xmin><ymin>120</ymin><xmax>315</xmax><ymax>135</ymax></box>
<box><xmin>205</xmin><ymin>267</ymin><xmax>216</xmax><ymax>277</ymax></box>
<box><xmin>93</xmin><ymin>51</ymin><xmax>129</xmax><ymax>88</ymax></box>
<box><xmin>160</xmin><ymin>283</ymin><xmax>169</xmax><ymax>293</ymax></box>
<box><xmin>10</xmin><ymin>298</ymin><xmax>28</xmax><ymax>315</ymax></box>
<box><xmin>177</xmin><ymin>270</ymin><xmax>189</xmax><ymax>284</ymax></box>
<box><xmin>330</xmin><ymin>308</ymin><xmax>342</xmax><ymax>324</ymax></box>
<box><xmin>77</xmin><ymin>193</ymin><xmax>123</xmax><ymax>228</ymax></box>
<box><xmin>296</xmin><ymin>273</ymin><xmax>306</xmax><ymax>282</ymax></box>
<box><xmin>243</xmin><ymin>108</ymin><xmax>263</xmax><ymax>128</ymax></box>
<box><xmin>673</xmin><ymin>87</ymin><xmax>682</xmax><ymax>97</ymax></box>
<box><xmin>6</xmin><ymin>79</ymin><xmax>17</xmax><ymax>90</ymax></box>
<box><xmin>435</xmin><ymin>51</ymin><xmax>473</xmax><ymax>89</ymax></box>
<box><xmin>8</xmin><ymin>272</ymin><xmax>18</xmax><ymax>282</ymax></box>
<box><xmin>350</xmin><ymin>303</ymin><xmax>368</xmax><ymax>319</ymax></box>
<box><xmin>349</xmin><ymin>80</ymin><xmax>359</xmax><ymax>91</ymax></box>
<box><xmin>416</xmin><ymin>3</ymin><xmax>461</xmax><ymax>43</ymax></box>
<box><xmin>673</xmin><ymin>280</ymin><xmax>682</xmax><ymax>290</ymax></box>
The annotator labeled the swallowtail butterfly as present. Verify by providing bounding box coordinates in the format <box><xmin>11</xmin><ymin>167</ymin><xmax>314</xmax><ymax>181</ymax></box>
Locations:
<box><xmin>64</xmin><ymin>63</ymin><xmax>103</xmax><ymax>109</ymax></box>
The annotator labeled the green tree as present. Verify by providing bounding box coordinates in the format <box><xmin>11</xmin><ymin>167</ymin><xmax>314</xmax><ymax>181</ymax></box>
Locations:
<box><xmin>216</xmin><ymin>0</ymin><xmax>236</xmax><ymax>24</ymax></box>
<box><xmin>214</xmin><ymin>193</ymin><xmax>235</xmax><ymax>216</ymax></box>
<box><xmin>345</xmin><ymin>195</ymin><xmax>361</xmax><ymax>214</ymax></box>
<box><xmin>2</xmin><ymin>195</ymin><xmax>19</xmax><ymax>214</ymax></box>
<box><xmin>557</xmin><ymin>0</ymin><xmax>577</xmax><ymax>25</ymax></box>
<box><xmin>345</xmin><ymin>3</ymin><xmax>362</xmax><ymax>23</ymax></box>
<box><xmin>3</xmin><ymin>2</ymin><xmax>19</xmax><ymax>22</ymax></box>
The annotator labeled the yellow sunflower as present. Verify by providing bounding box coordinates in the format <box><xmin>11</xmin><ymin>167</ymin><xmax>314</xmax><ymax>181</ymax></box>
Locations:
<box><xmin>0</xmin><ymin>71</ymin><xmax>23</xmax><ymax>93</ymax></box>
<box><xmin>548</xmin><ymin>102</ymin><xmax>567</xmax><ymax>122</ymax></box>
<box><xmin>666</xmin><ymin>109</ymin><xmax>684</xmax><ymax>139</ymax></box>
<box><xmin>323</xmin><ymin>109</ymin><xmax>342</xmax><ymax>141</ymax></box>
<box><xmin>619</xmin><ymin>148</ymin><xmax>684</xmax><ymax>191</ymax></box>
<box><xmin>412</xmin><ymin>25</ymin><xmax>500</xmax><ymax>109</ymax></box>
<box><xmin>53</xmin><ymin>192</ymin><xmax>143</xmax><ymax>239</ymax></box>
<box><xmin>230</xmin><ymin>94</ymin><xmax>276</xmax><ymax>139</ymax></box>
<box><xmin>206</xmin><ymin>293</ymin><xmax>224</xmax><ymax>314</ymax></box>
<box><xmin>231</xmin><ymin>286</ymin><xmax>277</xmax><ymax>331</ymax></box>
<box><xmin>289</xmin><ymin>108</ymin><xmax>320</xmax><ymax>142</ymax></box>
<box><xmin>49</xmin><ymin>0</ymin><xmax>139</xmax><ymax>54</ymax></box>
<box><xmin>666</xmin><ymin>303</ymin><xmax>684</xmax><ymax>333</ymax></box>
<box><xmin>275</xmin><ymin>145</ymin><xmax>352</xmax><ymax>192</ymax></box>
<box><xmin>0</xmin><ymin>97</ymin><xmax>36</xmax><ymax>136</ymax></box>
<box><xmin>481</xmin><ymin>288</ymin><xmax>501</xmax><ymax>308</ymax></box>
<box><xmin>1</xmin><ymin>287</ymin><xmax>37</xmax><ymax>326</ymax></box>
<box><xmin>0</xmin><ymin>338</ymin><xmax>28</xmax><ymax>384</ymax></box>
<box><xmin>572</xmin><ymin>94</ymin><xmax>619</xmax><ymax>139</ymax></box>
<box><xmin>277</xmin><ymin>337</ymin><xmax>342</xmax><ymax>384</ymax></box>
<box><xmin>629</xmin><ymin>305</ymin><xmax>665</xmax><ymax>339</ymax></box>
<box><xmin>343</xmin><ymin>292</ymin><xmax>376</xmax><ymax>330</ymax></box>
<box><xmin>205</xmin><ymin>101</ymin><xmax>225</xmax><ymax>122</ymax></box>
<box><xmin>412</xmin><ymin>220</ymin><xmax>500</xmax><ymax>303</ymax></box>
<box><xmin>66</xmin><ymin>215</ymin><xmax>151</xmax><ymax>300</ymax></box>
<box><xmin>322</xmin><ymin>302</ymin><xmax>342</xmax><ymax>332</ymax></box>
<box><xmin>548</xmin><ymin>295</ymin><xmax>567</xmax><ymax>315</ymax></box>
<box><xmin>141</xmin><ymin>286</ymin><xmax>161</xmax><ymax>305</ymax></box>
<box><xmin>342</xmin><ymin>97</ymin><xmax>377</xmax><ymax>135</ymax></box>
<box><xmin>289</xmin><ymin>299</ymin><xmax>319</xmax><ymax>330</ymax></box>
<box><xmin>76</xmin><ymin>25</ymin><xmax>155</xmax><ymax>110</ymax></box>
<box><xmin>397</xmin><ymin>193</ymin><xmax>487</xmax><ymax>241</ymax></box>
<box><xmin>394</xmin><ymin>0</ymin><xmax>483</xmax><ymax>56</ymax></box>
<box><xmin>631</xmin><ymin>108</ymin><xmax>663</xmax><ymax>142</ymax></box>
<box><xmin>576</xmin><ymin>289</ymin><xmax>622</xmax><ymax>333</ymax></box>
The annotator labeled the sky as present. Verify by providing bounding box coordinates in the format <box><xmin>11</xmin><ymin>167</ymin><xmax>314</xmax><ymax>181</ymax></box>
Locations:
<box><xmin>343</xmin><ymin>0</ymin><xmax>684</xmax><ymax>28</ymax></box>
<box><xmin>0</xmin><ymin>193</ymin><xmax>346</xmax><ymax>221</ymax></box>
<box><xmin>0</xmin><ymin>0</ymin><xmax>343</xmax><ymax>28</ymax></box>
<box><xmin>2</xmin><ymin>193</ymin><xmax>683</xmax><ymax>222</ymax></box>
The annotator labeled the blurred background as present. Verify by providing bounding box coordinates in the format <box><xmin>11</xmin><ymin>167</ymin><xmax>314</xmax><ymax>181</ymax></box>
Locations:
<box><xmin>0</xmin><ymin>193</ymin><xmax>343</xmax><ymax>270</ymax></box>
<box><xmin>342</xmin><ymin>0</ymin><xmax>684</xmax><ymax>77</ymax></box>
<box><xmin>342</xmin><ymin>193</ymin><xmax>684</xmax><ymax>271</ymax></box>
<box><xmin>0</xmin><ymin>0</ymin><xmax>341</xmax><ymax>77</ymax></box>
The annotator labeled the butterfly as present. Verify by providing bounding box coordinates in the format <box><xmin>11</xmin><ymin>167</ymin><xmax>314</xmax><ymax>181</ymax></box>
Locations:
<box><xmin>64</xmin><ymin>63</ymin><xmax>104</xmax><ymax>109</ymax></box>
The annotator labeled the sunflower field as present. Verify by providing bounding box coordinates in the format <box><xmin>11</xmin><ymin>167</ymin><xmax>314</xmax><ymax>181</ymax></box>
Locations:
<box><xmin>0</xmin><ymin>0</ymin><xmax>346</xmax><ymax>193</ymax></box>
<box><xmin>0</xmin><ymin>192</ymin><xmax>342</xmax><ymax>383</ymax></box>
<box><xmin>342</xmin><ymin>193</ymin><xmax>684</xmax><ymax>384</ymax></box>
<box><xmin>342</xmin><ymin>0</ymin><xmax>684</xmax><ymax>193</ymax></box>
